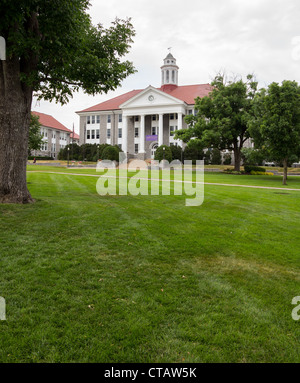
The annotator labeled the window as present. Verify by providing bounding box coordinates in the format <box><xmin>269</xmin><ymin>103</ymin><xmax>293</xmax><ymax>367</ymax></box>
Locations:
<box><xmin>107</xmin><ymin>129</ymin><xmax>111</xmax><ymax>138</ymax></box>
<box><xmin>107</xmin><ymin>115</ymin><xmax>111</xmax><ymax>123</ymax></box>
<box><xmin>152</xmin><ymin>126</ymin><xmax>157</xmax><ymax>135</ymax></box>
<box><xmin>92</xmin><ymin>115</ymin><xmax>95</xmax><ymax>124</ymax></box>
<box><xmin>135</xmin><ymin>116</ymin><xmax>139</xmax><ymax>122</ymax></box>
<box><xmin>87</xmin><ymin>116</ymin><xmax>90</xmax><ymax>124</ymax></box>
<box><xmin>135</xmin><ymin>127</ymin><xmax>139</xmax><ymax>137</ymax></box>
<box><xmin>166</xmin><ymin>70</ymin><xmax>169</xmax><ymax>83</ymax></box>
<box><xmin>96</xmin><ymin>129</ymin><xmax>100</xmax><ymax>139</ymax></box>
<box><xmin>188</xmin><ymin>110</ymin><xmax>193</xmax><ymax>115</ymax></box>
<box><xmin>170</xmin><ymin>126</ymin><xmax>178</xmax><ymax>136</ymax></box>
<box><xmin>119</xmin><ymin>114</ymin><xmax>122</xmax><ymax>123</ymax></box>
<box><xmin>135</xmin><ymin>144</ymin><xmax>139</xmax><ymax>154</ymax></box>
<box><xmin>170</xmin><ymin>113</ymin><xmax>178</xmax><ymax>120</ymax></box>
<box><xmin>86</xmin><ymin>130</ymin><xmax>90</xmax><ymax>139</ymax></box>
<box><xmin>96</xmin><ymin>115</ymin><xmax>100</xmax><ymax>124</ymax></box>
<box><xmin>91</xmin><ymin>130</ymin><xmax>95</xmax><ymax>139</ymax></box>
<box><xmin>172</xmin><ymin>70</ymin><xmax>175</xmax><ymax>83</ymax></box>
<box><xmin>118</xmin><ymin>128</ymin><xmax>122</xmax><ymax>138</ymax></box>
<box><xmin>152</xmin><ymin>115</ymin><xmax>157</xmax><ymax>121</ymax></box>
<box><xmin>118</xmin><ymin>144</ymin><xmax>122</xmax><ymax>150</ymax></box>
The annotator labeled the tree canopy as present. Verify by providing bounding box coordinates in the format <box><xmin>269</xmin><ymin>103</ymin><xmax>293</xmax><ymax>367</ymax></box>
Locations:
<box><xmin>176</xmin><ymin>74</ymin><xmax>258</xmax><ymax>171</ymax></box>
<box><xmin>250</xmin><ymin>80</ymin><xmax>300</xmax><ymax>184</ymax></box>
<box><xmin>0</xmin><ymin>0</ymin><xmax>135</xmax><ymax>203</ymax></box>
<box><xmin>0</xmin><ymin>0</ymin><xmax>135</xmax><ymax>104</ymax></box>
<box><xmin>28</xmin><ymin>113</ymin><xmax>43</xmax><ymax>155</ymax></box>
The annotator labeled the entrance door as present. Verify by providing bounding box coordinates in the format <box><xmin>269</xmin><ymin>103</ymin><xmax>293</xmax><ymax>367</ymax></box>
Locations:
<box><xmin>151</xmin><ymin>143</ymin><xmax>158</xmax><ymax>159</ymax></box>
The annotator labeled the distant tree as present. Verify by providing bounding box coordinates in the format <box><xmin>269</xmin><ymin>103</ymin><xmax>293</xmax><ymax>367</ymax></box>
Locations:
<box><xmin>176</xmin><ymin>73</ymin><xmax>258</xmax><ymax>171</ymax></box>
<box><xmin>250</xmin><ymin>80</ymin><xmax>300</xmax><ymax>184</ymax></box>
<box><xmin>223</xmin><ymin>153</ymin><xmax>232</xmax><ymax>165</ymax></box>
<box><xmin>101</xmin><ymin>146</ymin><xmax>121</xmax><ymax>162</ymax></box>
<box><xmin>0</xmin><ymin>1</ymin><xmax>135</xmax><ymax>203</ymax></box>
<box><xmin>28</xmin><ymin>114</ymin><xmax>43</xmax><ymax>156</ymax></box>
<box><xmin>170</xmin><ymin>145</ymin><xmax>183</xmax><ymax>161</ymax></box>
<box><xmin>241</xmin><ymin>147</ymin><xmax>265</xmax><ymax>166</ymax></box>
<box><xmin>183</xmin><ymin>139</ymin><xmax>205</xmax><ymax>164</ymax></box>
<box><xmin>210</xmin><ymin>148</ymin><xmax>222</xmax><ymax>165</ymax></box>
<box><xmin>154</xmin><ymin>145</ymin><xmax>172</xmax><ymax>163</ymax></box>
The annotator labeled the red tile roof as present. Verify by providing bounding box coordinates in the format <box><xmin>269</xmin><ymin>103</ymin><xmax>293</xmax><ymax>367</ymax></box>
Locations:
<box><xmin>32</xmin><ymin>111</ymin><xmax>71</xmax><ymax>133</ymax></box>
<box><xmin>160</xmin><ymin>84</ymin><xmax>213</xmax><ymax>104</ymax></box>
<box><xmin>71</xmin><ymin>132</ymin><xmax>80</xmax><ymax>140</ymax></box>
<box><xmin>78</xmin><ymin>89</ymin><xmax>143</xmax><ymax>113</ymax></box>
<box><xmin>77</xmin><ymin>84</ymin><xmax>213</xmax><ymax>113</ymax></box>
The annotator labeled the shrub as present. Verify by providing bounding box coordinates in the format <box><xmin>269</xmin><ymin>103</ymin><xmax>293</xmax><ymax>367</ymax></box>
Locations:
<box><xmin>211</xmin><ymin>148</ymin><xmax>222</xmax><ymax>165</ymax></box>
<box><xmin>223</xmin><ymin>168</ymin><xmax>243</xmax><ymax>175</ymax></box>
<box><xmin>244</xmin><ymin>165</ymin><xmax>266</xmax><ymax>173</ymax></box>
<box><xmin>183</xmin><ymin>140</ymin><xmax>204</xmax><ymax>164</ymax></box>
<box><xmin>241</xmin><ymin>148</ymin><xmax>265</xmax><ymax>166</ymax></box>
<box><xmin>170</xmin><ymin>145</ymin><xmax>183</xmax><ymax>161</ymax></box>
<box><xmin>223</xmin><ymin>153</ymin><xmax>232</xmax><ymax>165</ymax></box>
<box><xmin>101</xmin><ymin>145</ymin><xmax>121</xmax><ymax>162</ymax></box>
<box><xmin>204</xmin><ymin>150</ymin><xmax>211</xmax><ymax>165</ymax></box>
<box><xmin>250</xmin><ymin>171</ymin><xmax>273</xmax><ymax>176</ymax></box>
<box><xmin>154</xmin><ymin>145</ymin><xmax>172</xmax><ymax>163</ymax></box>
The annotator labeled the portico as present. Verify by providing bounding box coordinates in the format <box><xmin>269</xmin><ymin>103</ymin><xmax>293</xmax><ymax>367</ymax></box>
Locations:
<box><xmin>120</xmin><ymin>86</ymin><xmax>186</xmax><ymax>159</ymax></box>
<box><xmin>77</xmin><ymin>52</ymin><xmax>213</xmax><ymax>159</ymax></box>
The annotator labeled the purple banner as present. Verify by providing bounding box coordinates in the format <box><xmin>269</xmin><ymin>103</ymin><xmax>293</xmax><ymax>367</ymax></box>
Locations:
<box><xmin>146</xmin><ymin>135</ymin><xmax>158</xmax><ymax>141</ymax></box>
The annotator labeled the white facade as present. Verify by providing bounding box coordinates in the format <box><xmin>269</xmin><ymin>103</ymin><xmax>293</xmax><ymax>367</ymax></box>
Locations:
<box><xmin>77</xmin><ymin>53</ymin><xmax>209</xmax><ymax>160</ymax></box>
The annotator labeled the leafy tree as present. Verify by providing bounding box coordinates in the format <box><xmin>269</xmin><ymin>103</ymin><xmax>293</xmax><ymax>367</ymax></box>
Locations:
<box><xmin>28</xmin><ymin>113</ymin><xmax>43</xmax><ymax>156</ymax></box>
<box><xmin>170</xmin><ymin>145</ymin><xmax>183</xmax><ymax>161</ymax></box>
<box><xmin>183</xmin><ymin>139</ymin><xmax>205</xmax><ymax>164</ymax></box>
<box><xmin>101</xmin><ymin>146</ymin><xmax>121</xmax><ymax>162</ymax></box>
<box><xmin>154</xmin><ymin>145</ymin><xmax>172</xmax><ymax>163</ymax></box>
<box><xmin>223</xmin><ymin>153</ymin><xmax>232</xmax><ymax>165</ymax></box>
<box><xmin>176</xmin><ymin>74</ymin><xmax>258</xmax><ymax>171</ymax></box>
<box><xmin>211</xmin><ymin>148</ymin><xmax>222</xmax><ymax>165</ymax></box>
<box><xmin>250</xmin><ymin>80</ymin><xmax>300</xmax><ymax>184</ymax></box>
<box><xmin>241</xmin><ymin>147</ymin><xmax>265</xmax><ymax>166</ymax></box>
<box><xmin>0</xmin><ymin>1</ymin><xmax>135</xmax><ymax>203</ymax></box>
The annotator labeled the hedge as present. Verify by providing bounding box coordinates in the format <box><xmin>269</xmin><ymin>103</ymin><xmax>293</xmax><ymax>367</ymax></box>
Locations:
<box><xmin>244</xmin><ymin>165</ymin><xmax>266</xmax><ymax>173</ymax></box>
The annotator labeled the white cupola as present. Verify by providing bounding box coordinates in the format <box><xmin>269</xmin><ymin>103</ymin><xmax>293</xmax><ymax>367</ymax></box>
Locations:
<box><xmin>161</xmin><ymin>51</ymin><xmax>179</xmax><ymax>87</ymax></box>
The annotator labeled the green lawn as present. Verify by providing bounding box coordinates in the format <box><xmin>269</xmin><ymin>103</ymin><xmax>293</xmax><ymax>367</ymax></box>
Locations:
<box><xmin>0</xmin><ymin>168</ymin><xmax>299</xmax><ymax>362</ymax></box>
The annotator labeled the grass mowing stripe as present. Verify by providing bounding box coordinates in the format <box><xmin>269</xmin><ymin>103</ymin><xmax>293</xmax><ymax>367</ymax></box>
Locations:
<box><xmin>0</xmin><ymin>171</ymin><xmax>299</xmax><ymax>362</ymax></box>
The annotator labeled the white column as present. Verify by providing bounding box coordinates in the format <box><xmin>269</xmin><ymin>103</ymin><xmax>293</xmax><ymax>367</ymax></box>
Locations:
<box><xmin>139</xmin><ymin>114</ymin><xmax>145</xmax><ymax>153</ymax></box>
<box><xmin>123</xmin><ymin>115</ymin><xmax>128</xmax><ymax>154</ymax></box>
<box><xmin>178</xmin><ymin>112</ymin><xmax>183</xmax><ymax>148</ymax></box>
<box><xmin>178</xmin><ymin>112</ymin><xmax>183</xmax><ymax>131</ymax></box>
<box><xmin>158</xmin><ymin>114</ymin><xmax>163</xmax><ymax>146</ymax></box>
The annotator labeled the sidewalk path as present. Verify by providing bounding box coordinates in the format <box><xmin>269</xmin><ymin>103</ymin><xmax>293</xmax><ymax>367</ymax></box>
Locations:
<box><xmin>27</xmin><ymin>170</ymin><xmax>300</xmax><ymax>192</ymax></box>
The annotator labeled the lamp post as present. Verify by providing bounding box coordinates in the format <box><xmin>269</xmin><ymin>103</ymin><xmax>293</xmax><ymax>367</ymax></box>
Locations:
<box><xmin>67</xmin><ymin>147</ymin><xmax>70</xmax><ymax>167</ymax></box>
<box><xmin>97</xmin><ymin>144</ymin><xmax>100</xmax><ymax>162</ymax></box>
<box><xmin>163</xmin><ymin>146</ymin><xmax>165</xmax><ymax>161</ymax></box>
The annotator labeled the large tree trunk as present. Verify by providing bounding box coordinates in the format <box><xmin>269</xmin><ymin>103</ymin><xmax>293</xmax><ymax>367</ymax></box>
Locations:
<box><xmin>0</xmin><ymin>55</ymin><xmax>34</xmax><ymax>204</ymax></box>
<box><xmin>282</xmin><ymin>158</ymin><xmax>288</xmax><ymax>185</ymax></box>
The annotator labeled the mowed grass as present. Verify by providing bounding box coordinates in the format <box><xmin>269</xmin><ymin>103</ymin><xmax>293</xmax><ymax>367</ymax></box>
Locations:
<box><xmin>0</xmin><ymin>169</ymin><xmax>299</xmax><ymax>362</ymax></box>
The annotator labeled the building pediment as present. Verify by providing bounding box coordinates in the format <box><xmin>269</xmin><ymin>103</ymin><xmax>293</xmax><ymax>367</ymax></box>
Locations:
<box><xmin>119</xmin><ymin>86</ymin><xmax>186</xmax><ymax>110</ymax></box>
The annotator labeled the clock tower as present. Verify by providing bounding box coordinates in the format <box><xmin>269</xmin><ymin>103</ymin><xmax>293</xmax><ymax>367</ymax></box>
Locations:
<box><xmin>161</xmin><ymin>51</ymin><xmax>179</xmax><ymax>89</ymax></box>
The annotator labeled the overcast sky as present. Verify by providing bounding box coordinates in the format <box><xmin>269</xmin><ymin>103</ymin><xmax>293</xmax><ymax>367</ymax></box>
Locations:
<box><xmin>32</xmin><ymin>0</ymin><xmax>300</xmax><ymax>134</ymax></box>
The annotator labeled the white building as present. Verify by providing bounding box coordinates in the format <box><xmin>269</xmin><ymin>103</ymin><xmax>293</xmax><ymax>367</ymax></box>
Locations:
<box><xmin>31</xmin><ymin>111</ymin><xmax>73</xmax><ymax>159</ymax></box>
<box><xmin>77</xmin><ymin>53</ymin><xmax>213</xmax><ymax>160</ymax></box>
